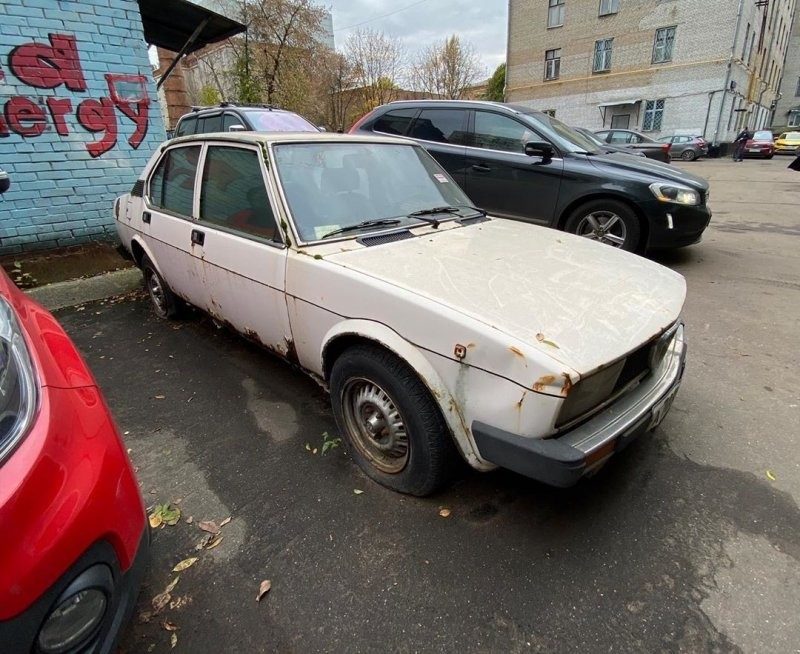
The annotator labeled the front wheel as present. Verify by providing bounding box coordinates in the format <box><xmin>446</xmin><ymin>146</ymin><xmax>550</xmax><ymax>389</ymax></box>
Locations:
<box><xmin>681</xmin><ymin>149</ymin><xmax>697</xmax><ymax>161</ymax></box>
<box><xmin>141</xmin><ymin>254</ymin><xmax>181</xmax><ymax>319</ymax></box>
<box><xmin>564</xmin><ymin>199</ymin><xmax>641</xmax><ymax>251</ymax></box>
<box><xmin>329</xmin><ymin>345</ymin><xmax>459</xmax><ymax>496</ymax></box>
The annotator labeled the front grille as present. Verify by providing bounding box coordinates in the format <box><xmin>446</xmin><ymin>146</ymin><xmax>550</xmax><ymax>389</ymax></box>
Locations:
<box><xmin>357</xmin><ymin>230</ymin><xmax>414</xmax><ymax>246</ymax></box>
<box><xmin>612</xmin><ymin>341</ymin><xmax>652</xmax><ymax>394</ymax></box>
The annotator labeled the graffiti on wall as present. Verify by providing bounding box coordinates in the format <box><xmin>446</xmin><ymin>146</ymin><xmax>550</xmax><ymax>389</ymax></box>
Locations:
<box><xmin>0</xmin><ymin>33</ymin><xmax>150</xmax><ymax>157</ymax></box>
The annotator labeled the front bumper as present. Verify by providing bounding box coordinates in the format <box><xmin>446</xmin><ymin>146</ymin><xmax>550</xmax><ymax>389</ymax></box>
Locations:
<box><xmin>642</xmin><ymin>200</ymin><xmax>712</xmax><ymax>250</ymax></box>
<box><xmin>0</xmin><ymin>531</ymin><xmax>149</xmax><ymax>654</ymax></box>
<box><xmin>472</xmin><ymin>325</ymin><xmax>687</xmax><ymax>488</ymax></box>
<box><xmin>774</xmin><ymin>145</ymin><xmax>800</xmax><ymax>154</ymax></box>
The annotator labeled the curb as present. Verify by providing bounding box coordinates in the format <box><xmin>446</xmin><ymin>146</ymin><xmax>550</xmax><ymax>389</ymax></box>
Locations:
<box><xmin>25</xmin><ymin>267</ymin><xmax>143</xmax><ymax>312</ymax></box>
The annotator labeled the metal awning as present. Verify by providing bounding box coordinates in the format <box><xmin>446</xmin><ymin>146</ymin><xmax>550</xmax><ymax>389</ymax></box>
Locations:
<box><xmin>138</xmin><ymin>0</ymin><xmax>246</xmax><ymax>88</ymax></box>
<box><xmin>598</xmin><ymin>99</ymin><xmax>641</xmax><ymax>108</ymax></box>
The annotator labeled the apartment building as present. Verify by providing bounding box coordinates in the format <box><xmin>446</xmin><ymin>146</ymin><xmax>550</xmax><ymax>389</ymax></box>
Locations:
<box><xmin>506</xmin><ymin>0</ymin><xmax>796</xmax><ymax>143</ymax></box>
<box><xmin>774</xmin><ymin>3</ymin><xmax>800</xmax><ymax>130</ymax></box>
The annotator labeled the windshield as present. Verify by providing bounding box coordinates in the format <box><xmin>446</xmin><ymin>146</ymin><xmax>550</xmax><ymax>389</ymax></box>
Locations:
<box><xmin>521</xmin><ymin>111</ymin><xmax>602</xmax><ymax>154</ymax></box>
<box><xmin>782</xmin><ymin>133</ymin><xmax>800</xmax><ymax>141</ymax></box>
<box><xmin>753</xmin><ymin>130</ymin><xmax>773</xmax><ymax>140</ymax></box>
<box><xmin>244</xmin><ymin>110</ymin><xmax>319</xmax><ymax>132</ymax></box>
<box><xmin>272</xmin><ymin>142</ymin><xmax>475</xmax><ymax>242</ymax></box>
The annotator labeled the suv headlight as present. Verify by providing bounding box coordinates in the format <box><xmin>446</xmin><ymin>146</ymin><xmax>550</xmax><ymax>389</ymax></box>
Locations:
<box><xmin>649</xmin><ymin>183</ymin><xmax>700</xmax><ymax>206</ymax></box>
<box><xmin>0</xmin><ymin>296</ymin><xmax>38</xmax><ymax>464</ymax></box>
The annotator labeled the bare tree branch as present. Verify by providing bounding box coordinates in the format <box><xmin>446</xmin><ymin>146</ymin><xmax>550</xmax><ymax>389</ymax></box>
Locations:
<box><xmin>412</xmin><ymin>35</ymin><xmax>484</xmax><ymax>100</ymax></box>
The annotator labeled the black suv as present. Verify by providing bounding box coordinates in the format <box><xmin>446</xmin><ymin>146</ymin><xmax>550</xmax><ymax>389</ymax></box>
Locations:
<box><xmin>174</xmin><ymin>103</ymin><xmax>319</xmax><ymax>137</ymax></box>
<box><xmin>350</xmin><ymin>100</ymin><xmax>711</xmax><ymax>252</ymax></box>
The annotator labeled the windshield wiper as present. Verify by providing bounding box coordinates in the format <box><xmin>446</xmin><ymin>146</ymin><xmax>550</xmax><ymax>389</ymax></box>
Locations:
<box><xmin>321</xmin><ymin>219</ymin><xmax>402</xmax><ymax>239</ymax></box>
<box><xmin>408</xmin><ymin>205</ymin><xmax>486</xmax><ymax>228</ymax></box>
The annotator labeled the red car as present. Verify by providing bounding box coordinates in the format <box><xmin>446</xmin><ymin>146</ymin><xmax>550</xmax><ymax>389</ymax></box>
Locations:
<box><xmin>0</xmin><ymin>225</ymin><xmax>147</xmax><ymax>649</ymax></box>
<box><xmin>743</xmin><ymin>129</ymin><xmax>775</xmax><ymax>159</ymax></box>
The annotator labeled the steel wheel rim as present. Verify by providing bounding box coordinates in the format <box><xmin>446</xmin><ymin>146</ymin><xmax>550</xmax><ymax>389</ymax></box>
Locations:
<box><xmin>575</xmin><ymin>210</ymin><xmax>627</xmax><ymax>247</ymax></box>
<box><xmin>682</xmin><ymin>150</ymin><xmax>695</xmax><ymax>161</ymax></box>
<box><xmin>341</xmin><ymin>377</ymin><xmax>409</xmax><ymax>474</ymax></box>
<box><xmin>146</xmin><ymin>269</ymin><xmax>167</xmax><ymax>316</ymax></box>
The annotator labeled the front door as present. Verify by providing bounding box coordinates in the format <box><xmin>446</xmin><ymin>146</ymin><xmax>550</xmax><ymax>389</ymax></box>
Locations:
<box><xmin>463</xmin><ymin>109</ymin><xmax>563</xmax><ymax>225</ymax></box>
<box><xmin>191</xmin><ymin>143</ymin><xmax>292</xmax><ymax>355</ymax></box>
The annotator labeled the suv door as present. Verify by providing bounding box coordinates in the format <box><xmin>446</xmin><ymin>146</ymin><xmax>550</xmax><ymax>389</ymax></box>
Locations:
<box><xmin>405</xmin><ymin>108</ymin><xmax>469</xmax><ymax>187</ymax></box>
<box><xmin>193</xmin><ymin>143</ymin><xmax>291</xmax><ymax>353</ymax></box>
<box><xmin>463</xmin><ymin>109</ymin><xmax>563</xmax><ymax>225</ymax></box>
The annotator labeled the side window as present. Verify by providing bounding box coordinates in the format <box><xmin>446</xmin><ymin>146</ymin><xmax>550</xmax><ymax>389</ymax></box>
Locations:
<box><xmin>372</xmin><ymin>108</ymin><xmax>418</xmax><ymax>135</ymax></box>
<box><xmin>471</xmin><ymin>112</ymin><xmax>536</xmax><ymax>153</ymax></box>
<box><xmin>175</xmin><ymin>117</ymin><xmax>196</xmax><ymax>137</ymax></box>
<box><xmin>148</xmin><ymin>146</ymin><xmax>201</xmax><ymax>217</ymax></box>
<box><xmin>199</xmin><ymin>146</ymin><xmax>278</xmax><ymax>240</ymax></box>
<box><xmin>408</xmin><ymin>109</ymin><xmax>468</xmax><ymax>144</ymax></box>
<box><xmin>608</xmin><ymin>131</ymin><xmax>634</xmax><ymax>144</ymax></box>
<box><xmin>222</xmin><ymin>113</ymin><xmax>244</xmax><ymax>131</ymax></box>
<box><xmin>198</xmin><ymin>114</ymin><xmax>222</xmax><ymax>133</ymax></box>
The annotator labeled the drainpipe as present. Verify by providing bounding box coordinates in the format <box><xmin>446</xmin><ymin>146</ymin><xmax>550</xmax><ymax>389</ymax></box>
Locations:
<box><xmin>713</xmin><ymin>0</ymin><xmax>745</xmax><ymax>145</ymax></box>
<box><xmin>703</xmin><ymin>89</ymin><xmax>723</xmax><ymax>139</ymax></box>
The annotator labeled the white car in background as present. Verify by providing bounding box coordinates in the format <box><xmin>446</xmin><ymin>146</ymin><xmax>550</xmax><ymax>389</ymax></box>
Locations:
<box><xmin>115</xmin><ymin>132</ymin><xmax>687</xmax><ymax>496</ymax></box>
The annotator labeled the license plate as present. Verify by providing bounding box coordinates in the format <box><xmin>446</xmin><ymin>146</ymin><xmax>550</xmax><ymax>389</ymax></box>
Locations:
<box><xmin>747</xmin><ymin>148</ymin><xmax>759</xmax><ymax>152</ymax></box>
<box><xmin>649</xmin><ymin>387</ymin><xmax>678</xmax><ymax>430</ymax></box>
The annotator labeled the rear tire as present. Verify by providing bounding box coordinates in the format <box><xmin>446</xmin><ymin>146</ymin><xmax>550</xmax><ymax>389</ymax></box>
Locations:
<box><xmin>564</xmin><ymin>199</ymin><xmax>641</xmax><ymax>251</ymax></box>
<box><xmin>329</xmin><ymin>344</ymin><xmax>458</xmax><ymax>496</ymax></box>
<box><xmin>681</xmin><ymin>149</ymin><xmax>697</xmax><ymax>161</ymax></box>
<box><xmin>141</xmin><ymin>254</ymin><xmax>181</xmax><ymax>319</ymax></box>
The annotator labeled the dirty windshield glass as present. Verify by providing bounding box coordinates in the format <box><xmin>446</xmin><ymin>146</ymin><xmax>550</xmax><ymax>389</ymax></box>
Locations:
<box><xmin>272</xmin><ymin>142</ymin><xmax>473</xmax><ymax>242</ymax></box>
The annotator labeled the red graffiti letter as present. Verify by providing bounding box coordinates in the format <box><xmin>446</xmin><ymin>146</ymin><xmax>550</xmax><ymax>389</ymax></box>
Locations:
<box><xmin>46</xmin><ymin>98</ymin><xmax>73</xmax><ymax>136</ymax></box>
<box><xmin>77</xmin><ymin>98</ymin><xmax>117</xmax><ymax>157</ymax></box>
<box><xmin>6</xmin><ymin>97</ymin><xmax>47</xmax><ymax>137</ymax></box>
<box><xmin>105</xmin><ymin>74</ymin><xmax>150</xmax><ymax>149</ymax></box>
<box><xmin>9</xmin><ymin>33</ymin><xmax>87</xmax><ymax>91</ymax></box>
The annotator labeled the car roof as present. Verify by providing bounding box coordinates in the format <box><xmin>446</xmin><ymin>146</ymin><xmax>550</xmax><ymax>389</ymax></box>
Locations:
<box><xmin>166</xmin><ymin>131</ymin><xmax>412</xmax><ymax>147</ymax></box>
<box><xmin>383</xmin><ymin>98</ymin><xmax>549</xmax><ymax>118</ymax></box>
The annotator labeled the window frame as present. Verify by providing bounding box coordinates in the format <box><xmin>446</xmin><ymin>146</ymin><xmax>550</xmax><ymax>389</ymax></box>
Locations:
<box><xmin>593</xmin><ymin>38</ymin><xmax>613</xmax><ymax>73</ymax></box>
<box><xmin>652</xmin><ymin>26</ymin><xmax>676</xmax><ymax>64</ymax></box>
<box><xmin>598</xmin><ymin>0</ymin><xmax>619</xmax><ymax>16</ymax></box>
<box><xmin>642</xmin><ymin>99</ymin><xmax>666</xmax><ymax>132</ymax></box>
<box><xmin>547</xmin><ymin>0</ymin><xmax>565</xmax><ymax>28</ymax></box>
<box><xmin>146</xmin><ymin>144</ymin><xmax>203</xmax><ymax>219</ymax></box>
<box><xmin>544</xmin><ymin>48</ymin><xmax>562</xmax><ymax>81</ymax></box>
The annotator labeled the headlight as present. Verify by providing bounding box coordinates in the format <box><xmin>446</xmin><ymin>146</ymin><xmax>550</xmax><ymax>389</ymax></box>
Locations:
<box><xmin>0</xmin><ymin>295</ymin><xmax>38</xmax><ymax>464</ymax></box>
<box><xmin>649</xmin><ymin>183</ymin><xmax>700</xmax><ymax>206</ymax></box>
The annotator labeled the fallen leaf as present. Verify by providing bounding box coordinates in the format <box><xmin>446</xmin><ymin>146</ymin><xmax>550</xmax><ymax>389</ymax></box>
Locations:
<box><xmin>172</xmin><ymin>557</ymin><xmax>198</xmax><ymax>572</ymax></box>
<box><xmin>256</xmin><ymin>579</ymin><xmax>272</xmax><ymax>601</ymax></box>
<box><xmin>438</xmin><ymin>508</ymin><xmax>451</xmax><ymax>518</ymax></box>
<box><xmin>185</xmin><ymin>516</ymin><xmax>193</xmax><ymax>524</ymax></box>
<box><xmin>162</xmin><ymin>620</ymin><xmax>179</xmax><ymax>632</ymax></box>
<box><xmin>170</xmin><ymin>633</ymin><xmax>178</xmax><ymax>648</ymax></box>
<box><xmin>149</xmin><ymin>513</ymin><xmax>163</xmax><ymax>529</ymax></box>
<box><xmin>219</xmin><ymin>516</ymin><xmax>232</xmax><ymax>528</ymax></box>
<box><xmin>766</xmin><ymin>470</ymin><xmax>777</xmax><ymax>481</ymax></box>
<box><xmin>205</xmin><ymin>534</ymin><xmax>224</xmax><ymax>549</ymax></box>
<box><xmin>535</xmin><ymin>333</ymin><xmax>560</xmax><ymax>348</ymax></box>
<box><xmin>170</xmin><ymin>595</ymin><xmax>192</xmax><ymax>610</ymax></box>
<box><xmin>151</xmin><ymin>592</ymin><xmax>171</xmax><ymax>613</ymax></box>
<box><xmin>173</xmin><ymin>498</ymin><xmax>183</xmax><ymax>505</ymax></box>
<box><xmin>198</xmin><ymin>520</ymin><xmax>220</xmax><ymax>534</ymax></box>
<box><xmin>194</xmin><ymin>534</ymin><xmax>213</xmax><ymax>551</ymax></box>
<box><xmin>154</xmin><ymin>395</ymin><xmax>166</xmax><ymax>400</ymax></box>
<box><xmin>164</xmin><ymin>576</ymin><xmax>180</xmax><ymax>594</ymax></box>
<box><xmin>138</xmin><ymin>611</ymin><xmax>153</xmax><ymax>624</ymax></box>
<box><xmin>305</xmin><ymin>443</ymin><xmax>311</xmax><ymax>451</ymax></box>
<box><xmin>353</xmin><ymin>489</ymin><xmax>364</xmax><ymax>495</ymax></box>
<box><xmin>312</xmin><ymin>448</ymin><xmax>318</xmax><ymax>454</ymax></box>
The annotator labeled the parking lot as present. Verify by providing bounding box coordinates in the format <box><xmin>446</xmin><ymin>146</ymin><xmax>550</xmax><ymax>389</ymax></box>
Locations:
<box><xmin>57</xmin><ymin>156</ymin><xmax>800</xmax><ymax>654</ymax></box>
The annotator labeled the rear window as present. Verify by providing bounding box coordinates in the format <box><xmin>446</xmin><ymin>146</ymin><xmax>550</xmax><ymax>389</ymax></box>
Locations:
<box><xmin>244</xmin><ymin>110</ymin><xmax>318</xmax><ymax>132</ymax></box>
<box><xmin>372</xmin><ymin>108</ymin><xmax>417</xmax><ymax>135</ymax></box>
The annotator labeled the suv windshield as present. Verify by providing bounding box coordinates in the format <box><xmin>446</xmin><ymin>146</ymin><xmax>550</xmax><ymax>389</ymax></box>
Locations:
<box><xmin>523</xmin><ymin>111</ymin><xmax>602</xmax><ymax>155</ymax></box>
<box><xmin>244</xmin><ymin>110</ymin><xmax>318</xmax><ymax>132</ymax></box>
<box><xmin>272</xmin><ymin>142</ymin><xmax>474</xmax><ymax>242</ymax></box>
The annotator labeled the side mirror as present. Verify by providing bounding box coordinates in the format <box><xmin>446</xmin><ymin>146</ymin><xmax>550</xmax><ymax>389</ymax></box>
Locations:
<box><xmin>0</xmin><ymin>169</ymin><xmax>9</xmax><ymax>195</ymax></box>
<box><xmin>524</xmin><ymin>141</ymin><xmax>554</xmax><ymax>162</ymax></box>
<box><xmin>228</xmin><ymin>124</ymin><xmax>246</xmax><ymax>132</ymax></box>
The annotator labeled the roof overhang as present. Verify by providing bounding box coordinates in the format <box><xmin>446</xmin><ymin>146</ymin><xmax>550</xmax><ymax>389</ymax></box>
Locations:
<box><xmin>139</xmin><ymin>0</ymin><xmax>245</xmax><ymax>55</ymax></box>
<box><xmin>598</xmin><ymin>99</ymin><xmax>642</xmax><ymax>108</ymax></box>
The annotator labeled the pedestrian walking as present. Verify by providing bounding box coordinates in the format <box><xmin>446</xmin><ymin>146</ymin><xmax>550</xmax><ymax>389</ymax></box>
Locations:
<box><xmin>733</xmin><ymin>126</ymin><xmax>751</xmax><ymax>162</ymax></box>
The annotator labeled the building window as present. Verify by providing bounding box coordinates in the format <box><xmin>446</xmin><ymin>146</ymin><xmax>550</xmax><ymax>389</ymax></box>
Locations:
<box><xmin>593</xmin><ymin>39</ymin><xmax>613</xmax><ymax>72</ymax></box>
<box><xmin>544</xmin><ymin>49</ymin><xmax>561</xmax><ymax>80</ymax></box>
<box><xmin>795</xmin><ymin>77</ymin><xmax>800</xmax><ymax>97</ymax></box>
<box><xmin>548</xmin><ymin>0</ymin><xmax>565</xmax><ymax>28</ymax></box>
<box><xmin>642</xmin><ymin>99</ymin><xmax>665</xmax><ymax>131</ymax></box>
<box><xmin>789</xmin><ymin>111</ymin><xmax>800</xmax><ymax>128</ymax></box>
<box><xmin>543</xmin><ymin>109</ymin><xmax>556</xmax><ymax>117</ymax></box>
<box><xmin>652</xmin><ymin>27</ymin><xmax>676</xmax><ymax>64</ymax></box>
<box><xmin>599</xmin><ymin>0</ymin><xmax>619</xmax><ymax>16</ymax></box>
<box><xmin>742</xmin><ymin>23</ymin><xmax>750</xmax><ymax>60</ymax></box>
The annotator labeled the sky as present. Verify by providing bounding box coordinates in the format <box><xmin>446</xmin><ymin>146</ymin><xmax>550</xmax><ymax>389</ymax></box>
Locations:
<box><xmin>327</xmin><ymin>0</ymin><xmax>508</xmax><ymax>80</ymax></box>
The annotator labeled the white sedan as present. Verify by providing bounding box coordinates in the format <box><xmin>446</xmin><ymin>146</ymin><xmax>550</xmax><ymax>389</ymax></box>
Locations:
<box><xmin>115</xmin><ymin>132</ymin><xmax>687</xmax><ymax>496</ymax></box>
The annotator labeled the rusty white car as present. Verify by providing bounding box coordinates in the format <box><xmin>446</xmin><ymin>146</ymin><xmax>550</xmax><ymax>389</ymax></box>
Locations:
<box><xmin>115</xmin><ymin>132</ymin><xmax>687</xmax><ymax>496</ymax></box>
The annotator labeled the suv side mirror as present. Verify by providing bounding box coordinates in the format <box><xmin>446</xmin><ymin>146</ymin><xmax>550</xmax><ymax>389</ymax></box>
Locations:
<box><xmin>524</xmin><ymin>141</ymin><xmax>554</xmax><ymax>162</ymax></box>
<box><xmin>0</xmin><ymin>169</ymin><xmax>9</xmax><ymax>195</ymax></box>
<box><xmin>228</xmin><ymin>124</ymin><xmax>246</xmax><ymax>132</ymax></box>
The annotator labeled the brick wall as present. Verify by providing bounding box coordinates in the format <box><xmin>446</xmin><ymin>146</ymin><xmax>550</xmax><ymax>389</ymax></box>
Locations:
<box><xmin>0</xmin><ymin>0</ymin><xmax>166</xmax><ymax>254</ymax></box>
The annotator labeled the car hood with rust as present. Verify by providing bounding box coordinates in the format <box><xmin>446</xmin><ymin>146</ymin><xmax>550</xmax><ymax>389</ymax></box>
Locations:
<box><xmin>321</xmin><ymin>219</ymin><xmax>686</xmax><ymax>377</ymax></box>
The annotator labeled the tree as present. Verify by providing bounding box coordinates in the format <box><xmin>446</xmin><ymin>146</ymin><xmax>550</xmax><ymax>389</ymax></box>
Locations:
<box><xmin>316</xmin><ymin>51</ymin><xmax>358</xmax><ymax>131</ymax></box>
<box><xmin>344</xmin><ymin>28</ymin><xmax>405</xmax><ymax>112</ymax></box>
<box><xmin>483</xmin><ymin>62</ymin><xmax>506</xmax><ymax>102</ymax></box>
<box><xmin>198</xmin><ymin>85</ymin><xmax>222</xmax><ymax>106</ymax></box>
<box><xmin>411</xmin><ymin>35</ymin><xmax>484</xmax><ymax>100</ymax></box>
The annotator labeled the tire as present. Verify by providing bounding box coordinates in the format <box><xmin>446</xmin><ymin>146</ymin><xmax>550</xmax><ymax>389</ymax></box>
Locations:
<box><xmin>681</xmin><ymin>149</ymin><xmax>697</xmax><ymax>161</ymax></box>
<box><xmin>329</xmin><ymin>344</ymin><xmax>459</xmax><ymax>496</ymax></box>
<box><xmin>767</xmin><ymin>155</ymin><xmax>774</xmax><ymax>160</ymax></box>
<box><xmin>564</xmin><ymin>199</ymin><xmax>641</xmax><ymax>251</ymax></box>
<box><xmin>141</xmin><ymin>254</ymin><xmax>181</xmax><ymax>319</ymax></box>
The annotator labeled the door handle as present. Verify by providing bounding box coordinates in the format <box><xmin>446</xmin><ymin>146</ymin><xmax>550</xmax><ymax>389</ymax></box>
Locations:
<box><xmin>142</xmin><ymin>211</ymin><xmax>151</xmax><ymax>224</ymax></box>
<box><xmin>191</xmin><ymin>229</ymin><xmax>205</xmax><ymax>246</ymax></box>
<box><xmin>472</xmin><ymin>164</ymin><xmax>491</xmax><ymax>172</ymax></box>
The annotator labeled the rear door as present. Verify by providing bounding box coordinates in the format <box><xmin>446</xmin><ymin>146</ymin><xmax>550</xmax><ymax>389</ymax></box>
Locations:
<box><xmin>463</xmin><ymin>109</ymin><xmax>563</xmax><ymax>225</ymax></box>
<box><xmin>405</xmin><ymin>108</ymin><xmax>469</xmax><ymax>187</ymax></box>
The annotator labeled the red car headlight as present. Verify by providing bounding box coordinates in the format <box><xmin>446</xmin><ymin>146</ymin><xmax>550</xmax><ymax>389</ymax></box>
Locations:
<box><xmin>0</xmin><ymin>295</ymin><xmax>39</xmax><ymax>464</ymax></box>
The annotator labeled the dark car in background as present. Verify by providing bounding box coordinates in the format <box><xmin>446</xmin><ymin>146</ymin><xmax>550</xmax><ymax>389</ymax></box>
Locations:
<box><xmin>657</xmin><ymin>135</ymin><xmax>709</xmax><ymax>161</ymax></box>
<box><xmin>573</xmin><ymin>127</ymin><xmax>646</xmax><ymax>157</ymax></box>
<box><xmin>743</xmin><ymin>130</ymin><xmax>775</xmax><ymax>159</ymax></box>
<box><xmin>350</xmin><ymin>100</ymin><xmax>711</xmax><ymax>252</ymax></box>
<box><xmin>594</xmin><ymin>128</ymin><xmax>672</xmax><ymax>163</ymax></box>
<box><xmin>174</xmin><ymin>103</ymin><xmax>319</xmax><ymax>137</ymax></box>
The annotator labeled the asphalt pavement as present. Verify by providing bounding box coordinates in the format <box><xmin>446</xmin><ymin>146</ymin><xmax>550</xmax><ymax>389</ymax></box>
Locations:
<box><xmin>53</xmin><ymin>155</ymin><xmax>800</xmax><ymax>654</ymax></box>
